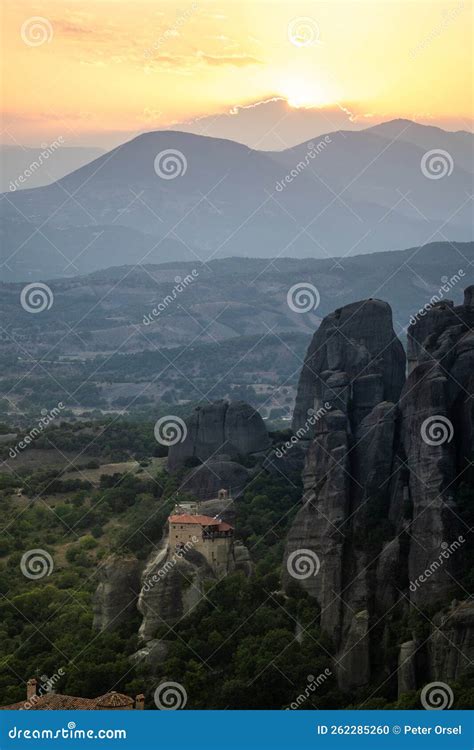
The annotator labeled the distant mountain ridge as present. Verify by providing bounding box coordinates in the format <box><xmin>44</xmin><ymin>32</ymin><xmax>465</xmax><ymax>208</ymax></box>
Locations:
<box><xmin>1</xmin><ymin>119</ymin><xmax>472</xmax><ymax>281</ymax></box>
<box><xmin>2</xmin><ymin>241</ymin><xmax>472</xmax><ymax>355</ymax></box>
<box><xmin>0</xmin><ymin>241</ymin><xmax>472</xmax><ymax>419</ymax></box>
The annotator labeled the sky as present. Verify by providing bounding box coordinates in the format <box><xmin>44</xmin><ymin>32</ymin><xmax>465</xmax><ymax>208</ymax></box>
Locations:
<box><xmin>1</xmin><ymin>0</ymin><xmax>473</xmax><ymax>148</ymax></box>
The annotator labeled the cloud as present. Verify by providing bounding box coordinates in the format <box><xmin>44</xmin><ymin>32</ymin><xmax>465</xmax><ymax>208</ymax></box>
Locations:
<box><xmin>168</xmin><ymin>97</ymin><xmax>368</xmax><ymax>149</ymax></box>
<box><xmin>197</xmin><ymin>52</ymin><xmax>262</xmax><ymax>67</ymax></box>
<box><xmin>144</xmin><ymin>51</ymin><xmax>262</xmax><ymax>71</ymax></box>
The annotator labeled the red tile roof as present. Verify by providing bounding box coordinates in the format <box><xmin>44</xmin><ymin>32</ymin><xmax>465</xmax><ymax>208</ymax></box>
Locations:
<box><xmin>0</xmin><ymin>691</ymin><xmax>135</xmax><ymax>711</ymax></box>
<box><xmin>169</xmin><ymin>514</ymin><xmax>233</xmax><ymax>531</ymax></box>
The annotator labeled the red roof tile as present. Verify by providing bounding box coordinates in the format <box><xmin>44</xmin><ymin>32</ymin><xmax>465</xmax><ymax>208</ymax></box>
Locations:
<box><xmin>0</xmin><ymin>691</ymin><xmax>135</xmax><ymax>711</ymax></box>
<box><xmin>169</xmin><ymin>514</ymin><xmax>233</xmax><ymax>530</ymax></box>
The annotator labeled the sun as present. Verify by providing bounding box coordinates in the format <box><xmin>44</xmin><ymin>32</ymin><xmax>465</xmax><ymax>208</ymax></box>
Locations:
<box><xmin>277</xmin><ymin>75</ymin><xmax>336</xmax><ymax>109</ymax></box>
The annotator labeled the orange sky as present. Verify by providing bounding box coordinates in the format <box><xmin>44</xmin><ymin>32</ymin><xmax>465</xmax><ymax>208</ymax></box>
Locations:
<box><xmin>1</xmin><ymin>0</ymin><xmax>472</xmax><ymax>146</ymax></box>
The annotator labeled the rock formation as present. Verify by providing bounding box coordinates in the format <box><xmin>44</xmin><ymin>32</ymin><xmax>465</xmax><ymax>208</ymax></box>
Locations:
<box><xmin>167</xmin><ymin>400</ymin><xmax>270</xmax><ymax>471</ymax></box>
<box><xmin>284</xmin><ymin>289</ymin><xmax>473</xmax><ymax>697</ymax></box>
<box><xmin>429</xmin><ymin>600</ymin><xmax>474</xmax><ymax>682</ymax></box>
<box><xmin>93</xmin><ymin>556</ymin><xmax>142</xmax><ymax>632</ymax></box>
<box><xmin>292</xmin><ymin>299</ymin><xmax>406</xmax><ymax>441</ymax></box>
<box><xmin>179</xmin><ymin>458</ymin><xmax>253</xmax><ymax>502</ymax></box>
<box><xmin>137</xmin><ymin>486</ymin><xmax>252</xmax><ymax>641</ymax></box>
<box><xmin>138</xmin><ymin>542</ymin><xmax>216</xmax><ymax>642</ymax></box>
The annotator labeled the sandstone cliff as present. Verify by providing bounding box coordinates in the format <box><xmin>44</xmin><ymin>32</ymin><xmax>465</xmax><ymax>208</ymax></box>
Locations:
<box><xmin>292</xmin><ymin>299</ymin><xmax>406</xmax><ymax>441</ymax></box>
<box><xmin>284</xmin><ymin>289</ymin><xmax>473</xmax><ymax>696</ymax></box>
<box><xmin>167</xmin><ymin>400</ymin><xmax>270</xmax><ymax>471</ymax></box>
<box><xmin>92</xmin><ymin>556</ymin><xmax>142</xmax><ymax>632</ymax></box>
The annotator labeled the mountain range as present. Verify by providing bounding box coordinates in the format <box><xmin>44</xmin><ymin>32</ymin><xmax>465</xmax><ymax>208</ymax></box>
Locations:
<box><xmin>0</xmin><ymin>119</ymin><xmax>472</xmax><ymax>282</ymax></box>
<box><xmin>1</xmin><ymin>241</ymin><xmax>472</xmax><ymax>420</ymax></box>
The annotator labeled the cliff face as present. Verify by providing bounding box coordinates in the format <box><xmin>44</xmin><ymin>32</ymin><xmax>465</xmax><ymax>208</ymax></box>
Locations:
<box><xmin>137</xmin><ymin>543</ymin><xmax>217</xmax><ymax>642</ymax></box>
<box><xmin>399</xmin><ymin>288</ymin><xmax>474</xmax><ymax>610</ymax></box>
<box><xmin>167</xmin><ymin>400</ymin><xmax>270</xmax><ymax>471</ymax></box>
<box><xmin>92</xmin><ymin>556</ymin><xmax>142</xmax><ymax>632</ymax></box>
<box><xmin>292</xmin><ymin>299</ymin><xmax>406</xmax><ymax>440</ymax></box>
<box><xmin>284</xmin><ymin>288</ymin><xmax>473</xmax><ymax>695</ymax></box>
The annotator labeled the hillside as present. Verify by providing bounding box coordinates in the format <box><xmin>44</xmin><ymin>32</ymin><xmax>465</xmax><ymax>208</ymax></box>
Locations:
<box><xmin>1</xmin><ymin>242</ymin><xmax>472</xmax><ymax>422</ymax></box>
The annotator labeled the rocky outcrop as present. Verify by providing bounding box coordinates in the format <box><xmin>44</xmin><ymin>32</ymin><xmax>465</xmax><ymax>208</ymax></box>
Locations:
<box><xmin>284</xmin><ymin>289</ymin><xmax>473</xmax><ymax>696</ymax></box>
<box><xmin>138</xmin><ymin>545</ymin><xmax>215</xmax><ymax>642</ymax></box>
<box><xmin>168</xmin><ymin>400</ymin><xmax>270</xmax><ymax>471</ymax></box>
<box><xmin>397</xmin><ymin>641</ymin><xmax>418</xmax><ymax>696</ymax></box>
<box><xmin>137</xmin><ymin>523</ymin><xmax>251</xmax><ymax>642</ymax></box>
<box><xmin>93</xmin><ymin>556</ymin><xmax>142</xmax><ymax>631</ymax></box>
<box><xmin>399</xmin><ymin>286</ymin><xmax>474</xmax><ymax>609</ymax></box>
<box><xmin>179</xmin><ymin>459</ymin><xmax>253</xmax><ymax>501</ymax></box>
<box><xmin>130</xmin><ymin>639</ymin><xmax>170</xmax><ymax>674</ymax></box>
<box><xmin>292</xmin><ymin>298</ymin><xmax>406</xmax><ymax>441</ymax></box>
<box><xmin>429</xmin><ymin>600</ymin><xmax>474</xmax><ymax>682</ymax></box>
